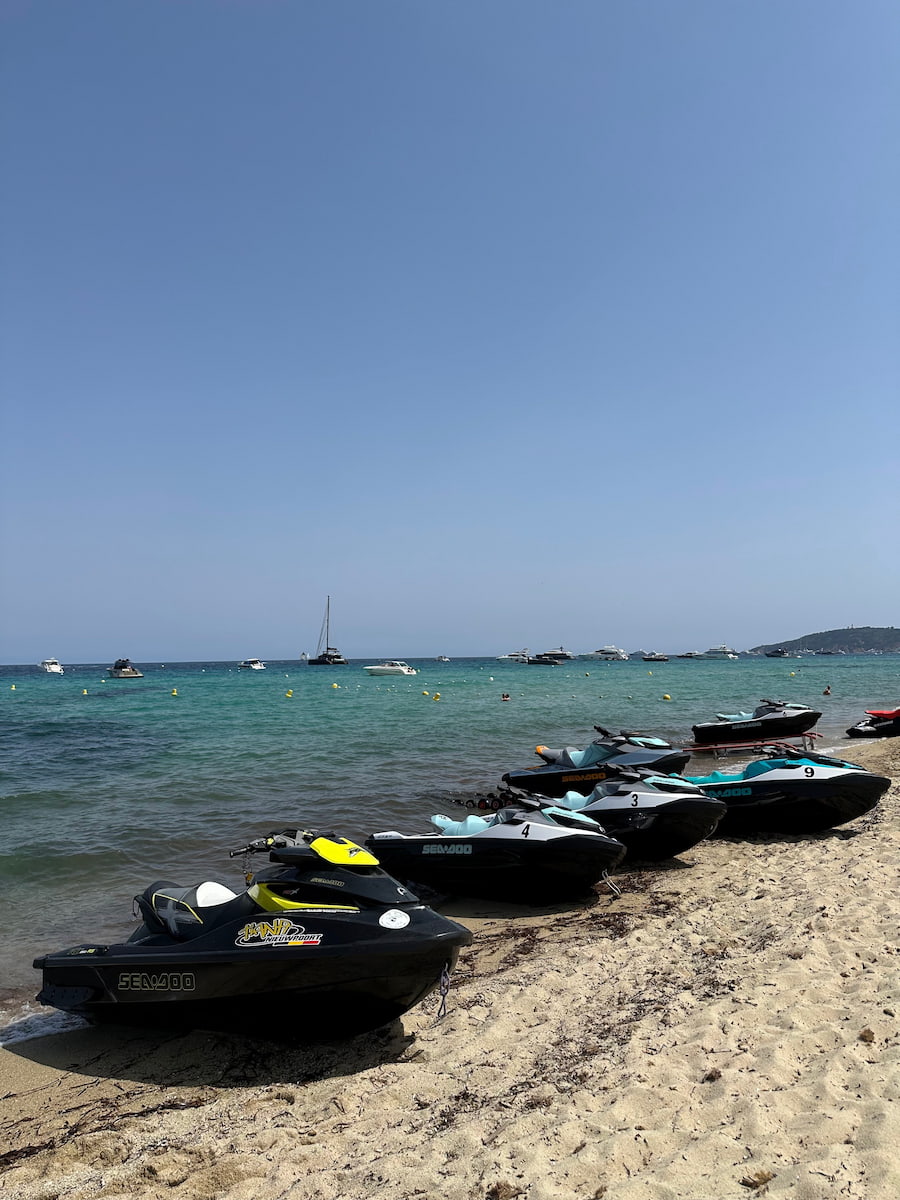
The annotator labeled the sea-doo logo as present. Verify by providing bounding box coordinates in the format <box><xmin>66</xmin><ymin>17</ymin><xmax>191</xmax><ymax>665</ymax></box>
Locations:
<box><xmin>118</xmin><ymin>972</ymin><xmax>196</xmax><ymax>992</ymax></box>
<box><xmin>422</xmin><ymin>844</ymin><xmax>473</xmax><ymax>855</ymax></box>
<box><xmin>235</xmin><ymin>919</ymin><xmax>323</xmax><ymax>947</ymax></box>
<box><xmin>708</xmin><ymin>787</ymin><xmax>753</xmax><ymax>798</ymax></box>
<box><xmin>562</xmin><ymin>772</ymin><xmax>607</xmax><ymax>783</ymax></box>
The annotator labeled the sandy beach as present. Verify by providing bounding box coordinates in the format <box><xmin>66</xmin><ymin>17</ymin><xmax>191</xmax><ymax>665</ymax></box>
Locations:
<box><xmin>2</xmin><ymin>738</ymin><xmax>898</xmax><ymax>1200</ymax></box>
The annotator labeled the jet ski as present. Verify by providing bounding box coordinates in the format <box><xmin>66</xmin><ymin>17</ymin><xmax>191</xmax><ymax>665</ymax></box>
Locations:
<box><xmin>690</xmin><ymin>700</ymin><xmax>821</xmax><ymax>746</ymax></box>
<box><xmin>685</xmin><ymin>750</ymin><xmax>890</xmax><ymax>834</ymax></box>
<box><xmin>366</xmin><ymin>807</ymin><xmax>626</xmax><ymax>902</ymax></box>
<box><xmin>846</xmin><ymin>707</ymin><xmax>900</xmax><ymax>739</ymax></box>
<box><xmin>501</xmin><ymin>726</ymin><xmax>690</xmax><ymax>798</ymax></box>
<box><xmin>33</xmin><ymin>830</ymin><xmax>472</xmax><ymax>1036</ymax></box>
<box><xmin>471</xmin><ymin>776</ymin><xmax>725</xmax><ymax>861</ymax></box>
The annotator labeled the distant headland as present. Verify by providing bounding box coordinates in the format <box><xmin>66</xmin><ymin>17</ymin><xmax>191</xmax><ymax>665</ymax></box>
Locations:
<box><xmin>751</xmin><ymin>626</ymin><xmax>899</xmax><ymax>655</ymax></box>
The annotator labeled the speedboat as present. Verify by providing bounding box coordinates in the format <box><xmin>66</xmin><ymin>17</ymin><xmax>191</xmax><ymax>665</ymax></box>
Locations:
<box><xmin>691</xmin><ymin>699</ymin><xmax>821</xmax><ymax>745</ymax></box>
<box><xmin>489</xmin><ymin>777</ymin><xmax>726</xmax><ymax>861</ymax></box>
<box><xmin>584</xmin><ymin>646</ymin><xmax>629</xmax><ymax>661</ymax></box>
<box><xmin>501</xmin><ymin>728</ymin><xmax>690</xmax><ymax>798</ymax></box>
<box><xmin>436</xmin><ymin>656</ymin><xmax>451</xmax><ymax>663</ymax></box>
<box><xmin>641</xmin><ymin>652</ymin><xmax>669</xmax><ymax>662</ymax></box>
<box><xmin>764</xmin><ymin>648</ymin><xmax>791</xmax><ymax>658</ymax></box>
<box><xmin>33</xmin><ymin>830</ymin><xmax>471</xmax><ymax>1036</ymax></box>
<box><xmin>108</xmin><ymin>658</ymin><xmax>144</xmax><ymax>678</ymax></box>
<box><xmin>497</xmin><ymin>649</ymin><xmax>529</xmax><ymax>662</ymax></box>
<box><xmin>703</xmin><ymin>645</ymin><xmax>739</xmax><ymax>660</ymax></box>
<box><xmin>238</xmin><ymin>659</ymin><xmax>266</xmax><ymax>670</ymax></box>
<box><xmin>367</xmin><ymin>807</ymin><xmax>625</xmax><ymax>902</ymax></box>
<box><xmin>686</xmin><ymin>750</ymin><xmax>890</xmax><ymax>834</ymax></box>
<box><xmin>39</xmin><ymin>658</ymin><xmax>64</xmax><ymax>674</ymax></box>
<box><xmin>363</xmin><ymin>660</ymin><xmax>417</xmax><ymax>676</ymax></box>
<box><xmin>846</xmin><ymin>707</ymin><xmax>900</xmax><ymax>738</ymax></box>
<box><xmin>676</xmin><ymin>651</ymin><xmax>705</xmax><ymax>659</ymax></box>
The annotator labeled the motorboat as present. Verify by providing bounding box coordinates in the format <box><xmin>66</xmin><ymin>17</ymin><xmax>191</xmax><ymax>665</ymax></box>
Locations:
<box><xmin>367</xmin><ymin>807</ymin><xmax>626</xmax><ymax>902</ymax></box>
<box><xmin>532</xmin><ymin>647</ymin><xmax>576</xmax><ymax>662</ymax></box>
<box><xmin>846</xmin><ymin>707</ymin><xmax>900</xmax><ymax>739</ymax></box>
<box><xmin>676</xmin><ymin>651</ymin><xmax>705</xmax><ymax>660</ymax></box>
<box><xmin>308</xmin><ymin>596</ymin><xmax>349</xmax><ymax>665</ymax></box>
<box><xmin>501</xmin><ymin>727</ymin><xmax>690</xmax><ymax>798</ymax></box>
<box><xmin>764</xmin><ymin>648</ymin><xmax>791</xmax><ymax>658</ymax></box>
<box><xmin>436</xmin><ymin>656</ymin><xmax>451</xmax><ymax>663</ymax></box>
<box><xmin>690</xmin><ymin>699</ymin><xmax>821</xmax><ymax>746</ymax></box>
<box><xmin>484</xmin><ymin>777</ymin><xmax>726</xmax><ymax>862</ymax></box>
<box><xmin>39</xmin><ymin>658</ymin><xmax>64</xmax><ymax>674</ymax></box>
<box><xmin>497</xmin><ymin>649</ymin><xmax>529</xmax><ymax>662</ymax></box>
<box><xmin>364</xmin><ymin>660</ymin><xmax>417</xmax><ymax>676</ymax></box>
<box><xmin>33</xmin><ymin>829</ymin><xmax>471</xmax><ymax>1036</ymax></box>
<box><xmin>641</xmin><ymin>652</ymin><xmax>669</xmax><ymax>662</ymax></box>
<box><xmin>685</xmin><ymin>750</ymin><xmax>890</xmax><ymax>834</ymax></box>
<box><xmin>584</xmin><ymin>646</ymin><xmax>629</xmax><ymax>661</ymax></box>
<box><xmin>238</xmin><ymin>659</ymin><xmax>266</xmax><ymax>670</ymax></box>
<box><xmin>703</xmin><ymin>645</ymin><xmax>739</xmax><ymax>660</ymax></box>
<box><xmin>108</xmin><ymin>658</ymin><xmax>144</xmax><ymax>678</ymax></box>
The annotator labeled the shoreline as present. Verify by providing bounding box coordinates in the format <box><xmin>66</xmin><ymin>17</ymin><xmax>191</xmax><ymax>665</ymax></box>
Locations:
<box><xmin>2</xmin><ymin>738</ymin><xmax>899</xmax><ymax>1199</ymax></box>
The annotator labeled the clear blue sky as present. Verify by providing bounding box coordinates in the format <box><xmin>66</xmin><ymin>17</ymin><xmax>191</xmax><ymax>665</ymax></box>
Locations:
<box><xmin>2</xmin><ymin>1</ymin><xmax>898</xmax><ymax>662</ymax></box>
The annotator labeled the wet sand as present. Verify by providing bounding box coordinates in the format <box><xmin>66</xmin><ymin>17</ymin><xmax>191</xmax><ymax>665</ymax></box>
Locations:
<box><xmin>2</xmin><ymin>739</ymin><xmax>899</xmax><ymax>1199</ymax></box>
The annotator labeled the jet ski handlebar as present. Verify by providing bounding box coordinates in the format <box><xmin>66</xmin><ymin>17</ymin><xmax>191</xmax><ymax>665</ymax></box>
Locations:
<box><xmin>229</xmin><ymin>829</ymin><xmax>316</xmax><ymax>857</ymax></box>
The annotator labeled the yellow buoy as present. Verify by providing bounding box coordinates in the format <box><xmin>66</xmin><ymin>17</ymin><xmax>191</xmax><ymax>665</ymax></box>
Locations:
<box><xmin>648</xmin><ymin>670</ymin><xmax>652</xmax><ymax>675</ymax></box>
<box><xmin>422</xmin><ymin>690</ymin><xmax>430</xmax><ymax>695</ymax></box>
<box><xmin>790</xmin><ymin>671</ymin><xmax>796</xmax><ymax>676</ymax></box>
<box><xmin>285</xmin><ymin>690</ymin><xmax>293</xmax><ymax>698</ymax></box>
<box><xmin>171</xmin><ymin>689</ymin><xmax>178</xmax><ymax>696</ymax></box>
<box><xmin>433</xmin><ymin>693</ymin><xmax>441</xmax><ymax>701</ymax></box>
<box><xmin>82</xmin><ymin>689</ymin><xmax>88</xmax><ymax>695</ymax></box>
<box><xmin>585</xmin><ymin>672</ymin><xmax>590</xmax><ymax>676</ymax></box>
<box><xmin>10</xmin><ymin>684</ymin><xmax>15</xmax><ymax>690</ymax></box>
<box><xmin>663</xmin><ymin>694</ymin><xmax>671</xmax><ymax>701</ymax></box>
<box><xmin>332</xmin><ymin>683</ymin><xmax>339</xmax><ymax>688</ymax></box>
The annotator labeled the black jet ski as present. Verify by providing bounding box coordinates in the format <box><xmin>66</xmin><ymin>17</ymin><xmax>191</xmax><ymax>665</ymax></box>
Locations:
<box><xmin>501</xmin><ymin>726</ymin><xmax>690</xmax><ymax>798</ymax></box>
<box><xmin>472</xmin><ymin>776</ymin><xmax>725</xmax><ymax>861</ymax></box>
<box><xmin>685</xmin><ymin>750</ymin><xmax>890</xmax><ymax>834</ymax></box>
<box><xmin>366</xmin><ymin>807</ymin><xmax>626</xmax><ymax>902</ymax></box>
<box><xmin>846</xmin><ymin>707</ymin><xmax>900</xmax><ymax>738</ymax></box>
<box><xmin>33</xmin><ymin>830</ymin><xmax>472</xmax><ymax>1036</ymax></box>
<box><xmin>691</xmin><ymin>700</ymin><xmax>821</xmax><ymax>746</ymax></box>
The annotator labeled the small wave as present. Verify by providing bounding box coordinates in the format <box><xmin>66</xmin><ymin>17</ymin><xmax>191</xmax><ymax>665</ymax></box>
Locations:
<box><xmin>0</xmin><ymin>999</ymin><xmax>88</xmax><ymax>1046</ymax></box>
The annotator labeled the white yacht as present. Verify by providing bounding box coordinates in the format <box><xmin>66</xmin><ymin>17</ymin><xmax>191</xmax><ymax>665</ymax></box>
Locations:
<box><xmin>238</xmin><ymin>659</ymin><xmax>266</xmax><ymax>670</ymax></box>
<box><xmin>497</xmin><ymin>649</ymin><xmax>529</xmax><ymax>662</ymax></box>
<box><xmin>703</xmin><ymin>645</ymin><xmax>739</xmax><ymax>660</ymax></box>
<box><xmin>535</xmin><ymin>647</ymin><xmax>576</xmax><ymax>662</ymax></box>
<box><xmin>363</xmin><ymin>660</ymin><xmax>418</xmax><ymax>676</ymax></box>
<box><xmin>436</xmin><ymin>655</ymin><xmax>451</xmax><ymax>663</ymax></box>
<box><xmin>584</xmin><ymin>646</ymin><xmax>629</xmax><ymax>661</ymax></box>
<box><xmin>39</xmin><ymin>658</ymin><xmax>65</xmax><ymax>674</ymax></box>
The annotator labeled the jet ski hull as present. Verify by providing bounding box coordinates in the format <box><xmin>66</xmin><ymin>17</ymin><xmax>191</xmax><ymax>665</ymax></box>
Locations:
<box><xmin>35</xmin><ymin>908</ymin><xmax>471</xmax><ymax>1036</ymax></box>
<box><xmin>581</xmin><ymin>797</ymin><xmax>727</xmax><ymax>861</ymax></box>
<box><xmin>366</xmin><ymin>832</ymin><xmax>626</xmax><ymax>902</ymax></box>
<box><xmin>846</xmin><ymin>715</ymin><xmax>900</xmax><ymax>738</ymax></box>
<box><xmin>691</xmin><ymin>710</ymin><xmax>821</xmax><ymax>745</ymax></box>
<box><xmin>502</xmin><ymin>748</ymin><xmax>690</xmax><ymax>798</ymax></box>
<box><xmin>693</xmin><ymin>769</ymin><xmax>889</xmax><ymax>835</ymax></box>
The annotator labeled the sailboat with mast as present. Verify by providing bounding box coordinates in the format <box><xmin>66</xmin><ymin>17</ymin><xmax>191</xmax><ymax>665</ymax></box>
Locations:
<box><xmin>307</xmin><ymin>596</ymin><xmax>349</xmax><ymax>666</ymax></box>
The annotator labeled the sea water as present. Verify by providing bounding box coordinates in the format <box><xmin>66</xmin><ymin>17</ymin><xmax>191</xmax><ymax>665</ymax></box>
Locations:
<box><xmin>1</xmin><ymin>654</ymin><xmax>897</xmax><ymax>1032</ymax></box>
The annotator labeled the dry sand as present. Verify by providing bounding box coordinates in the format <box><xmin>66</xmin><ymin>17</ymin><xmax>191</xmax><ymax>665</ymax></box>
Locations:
<box><xmin>2</xmin><ymin>739</ymin><xmax>899</xmax><ymax>1200</ymax></box>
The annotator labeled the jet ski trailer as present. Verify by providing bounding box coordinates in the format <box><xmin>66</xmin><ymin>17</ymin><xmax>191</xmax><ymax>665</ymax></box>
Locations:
<box><xmin>33</xmin><ymin>830</ymin><xmax>472</xmax><ymax>1036</ymax></box>
<box><xmin>367</xmin><ymin>807</ymin><xmax>626</xmax><ymax>902</ymax></box>
<box><xmin>501</xmin><ymin>727</ymin><xmax>690</xmax><ymax>798</ymax></box>
<box><xmin>690</xmin><ymin>700</ymin><xmax>821</xmax><ymax>746</ymax></box>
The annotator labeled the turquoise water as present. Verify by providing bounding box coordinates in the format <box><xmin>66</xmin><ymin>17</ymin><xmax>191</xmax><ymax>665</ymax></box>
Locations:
<box><xmin>2</xmin><ymin>654</ymin><xmax>898</xmax><ymax>1014</ymax></box>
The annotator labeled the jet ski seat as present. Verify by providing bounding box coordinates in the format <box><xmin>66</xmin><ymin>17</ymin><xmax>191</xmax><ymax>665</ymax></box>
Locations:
<box><xmin>430</xmin><ymin>814</ymin><xmax>492</xmax><ymax>836</ymax></box>
<box><xmin>136</xmin><ymin>880</ymin><xmax>243</xmax><ymax>939</ymax></box>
